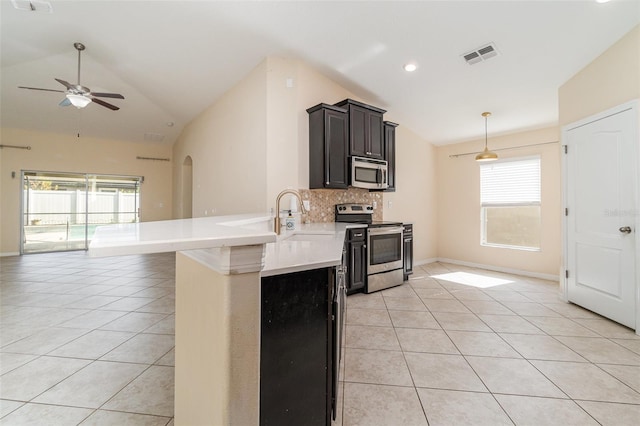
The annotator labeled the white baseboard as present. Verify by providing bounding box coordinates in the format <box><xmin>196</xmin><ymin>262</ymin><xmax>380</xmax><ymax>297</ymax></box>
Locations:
<box><xmin>415</xmin><ymin>258</ymin><xmax>438</xmax><ymax>266</ymax></box>
<box><xmin>1</xmin><ymin>252</ymin><xmax>20</xmax><ymax>257</ymax></box>
<box><xmin>430</xmin><ymin>257</ymin><xmax>560</xmax><ymax>282</ymax></box>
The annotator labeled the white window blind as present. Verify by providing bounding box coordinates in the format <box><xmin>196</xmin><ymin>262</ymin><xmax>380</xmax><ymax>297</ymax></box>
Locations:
<box><xmin>480</xmin><ymin>156</ymin><xmax>540</xmax><ymax>206</ymax></box>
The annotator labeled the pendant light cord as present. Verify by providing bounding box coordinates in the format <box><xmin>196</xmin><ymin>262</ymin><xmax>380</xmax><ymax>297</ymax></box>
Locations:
<box><xmin>484</xmin><ymin>115</ymin><xmax>488</xmax><ymax>149</ymax></box>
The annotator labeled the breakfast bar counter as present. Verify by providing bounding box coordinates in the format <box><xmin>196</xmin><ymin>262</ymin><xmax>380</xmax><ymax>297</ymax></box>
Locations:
<box><xmin>89</xmin><ymin>213</ymin><xmax>360</xmax><ymax>426</ymax></box>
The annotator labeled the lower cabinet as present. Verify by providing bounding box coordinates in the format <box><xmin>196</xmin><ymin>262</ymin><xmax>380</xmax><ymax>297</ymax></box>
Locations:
<box><xmin>260</xmin><ymin>267</ymin><xmax>335</xmax><ymax>426</ymax></box>
<box><xmin>346</xmin><ymin>228</ymin><xmax>366</xmax><ymax>294</ymax></box>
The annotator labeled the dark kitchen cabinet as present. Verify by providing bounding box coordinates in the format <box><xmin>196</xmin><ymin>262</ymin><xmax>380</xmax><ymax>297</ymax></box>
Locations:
<box><xmin>335</xmin><ymin>99</ymin><xmax>386</xmax><ymax>160</ymax></box>
<box><xmin>346</xmin><ymin>228</ymin><xmax>366</xmax><ymax>294</ymax></box>
<box><xmin>383</xmin><ymin>121</ymin><xmax>398</xmax><ymax>192</ymax></box>
<box><xmin>260</xmin><ymin>267</ymin><xmax>336</xmax><ymax>426</ymax></box>
<box><xmin>307</xmin><ymin>104</ymin><xmax>349</xmax><ymax>189</ymax></box>
<box><xmin>403</xmin><ymin>223</ymin><xmax>413</xmax><ymax>281</ymax></box>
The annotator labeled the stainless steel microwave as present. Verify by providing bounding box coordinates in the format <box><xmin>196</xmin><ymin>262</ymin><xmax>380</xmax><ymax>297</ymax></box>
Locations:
<box><xmin>351</xmin><ymin>156</ymin><xmax>388</xmax><ymax>190</ymax></box>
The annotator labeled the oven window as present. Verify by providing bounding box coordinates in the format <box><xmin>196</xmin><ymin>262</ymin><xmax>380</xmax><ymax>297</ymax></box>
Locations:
<box><xmin>355</xmin><ymin>167</ymin><xmax>378</xmax><ymax>184</ymax></box>
<box><xmin>369</xmin><ymin>233</ymin><xmax>401</xmax><ymax>265</ymax></box>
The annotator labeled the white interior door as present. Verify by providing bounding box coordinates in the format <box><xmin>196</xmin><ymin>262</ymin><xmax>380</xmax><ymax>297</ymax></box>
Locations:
<box><xmin>565</xmin><ymin>103</ymin><xmax>638</xmax><ymax>329</ymax></box>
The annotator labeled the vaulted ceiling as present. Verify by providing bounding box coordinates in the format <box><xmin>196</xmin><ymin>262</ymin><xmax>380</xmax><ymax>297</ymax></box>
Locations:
<box><xmin>1</xmin><ymin>0</ymin><xmax>638</xmax><ymax>146</ymax></box>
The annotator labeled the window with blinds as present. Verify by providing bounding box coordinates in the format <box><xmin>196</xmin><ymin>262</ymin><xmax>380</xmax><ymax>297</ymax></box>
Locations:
<box><xmin>480</xmin><ymin>156</ymin><xmax>541</xmax><ymax>250</ymax></box>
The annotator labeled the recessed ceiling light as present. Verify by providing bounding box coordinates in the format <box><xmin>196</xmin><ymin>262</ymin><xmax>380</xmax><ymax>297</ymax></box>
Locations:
<box><xmin>403</xmin><ymin>63</ymin><xmax>417</xmax><ymax>72</ymax></box>
<box><xmin>596</xmin><ymin>0</ymin><xmax>611</xmax><ymax>3</ymax></box>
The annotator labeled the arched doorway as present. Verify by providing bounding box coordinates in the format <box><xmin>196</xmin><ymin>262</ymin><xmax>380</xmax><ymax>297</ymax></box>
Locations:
<box><xmin>182</xmin><ymin>156</ymin><xmax>193</xmax><ymax>219</ymax></box>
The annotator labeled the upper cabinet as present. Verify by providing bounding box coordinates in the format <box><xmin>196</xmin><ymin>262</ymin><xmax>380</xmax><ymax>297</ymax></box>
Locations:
<box><xmin>383</xmin><ymin>121</ymin><xmax>398</xmax><ymax>192</ymax></box>
<box><xmin>334</xmin><ymin>99</ymin><xmax>386</xmax><ymax>160</ymax></box>
<box><xmin>307</xmin><ymin>103</ymin><xmax>349</xmax><ymax>189</ymax></box>
<box><xmin>307</xmin><ymin>99</ymin><xmax>397</xmax><ymax>191</ymax></box>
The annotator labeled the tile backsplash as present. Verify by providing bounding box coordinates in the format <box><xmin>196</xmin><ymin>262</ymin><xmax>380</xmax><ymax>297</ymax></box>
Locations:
<box><xmin>299</xmin><ymin>188</ymin><xmax>383</xmax><ymax>223</ymax></box>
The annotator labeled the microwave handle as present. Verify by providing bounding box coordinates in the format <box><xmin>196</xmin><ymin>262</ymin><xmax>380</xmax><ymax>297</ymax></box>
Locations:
<box><xmin>382</xmin><ymin>168</ymin><xmax>387</xmax><ymax>186</ymax></box>
<box><xmin>376</xmin><ymin>168</ymin><xmax>382</xmax><ymax>185</ymax></box>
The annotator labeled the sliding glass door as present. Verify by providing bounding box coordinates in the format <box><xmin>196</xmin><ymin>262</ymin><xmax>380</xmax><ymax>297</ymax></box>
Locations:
<box><xmin>21</xmin><ymin>171</ymin><xmax>141</xmax><ymax>254</ymax></box>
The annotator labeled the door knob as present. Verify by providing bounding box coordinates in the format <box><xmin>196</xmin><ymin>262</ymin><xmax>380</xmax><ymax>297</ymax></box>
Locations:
<box><xmin>619</xmin><ymin>226</ymin><xmax>632</xmax><ymax>234</ymax></box>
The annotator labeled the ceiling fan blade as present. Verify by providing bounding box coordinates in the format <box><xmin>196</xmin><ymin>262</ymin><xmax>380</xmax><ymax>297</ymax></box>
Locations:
<box><xmin>91</xmin><ymin>92</ymin><xmax>125</xmax><ymax>99</ymax></box>
<box><xmin>91</xmin><ymin>97</ymin><xmax>120</xmax><ymax>111</ymax></box>
<box><xmin>18</xmin><ymin>86</ymin><xmax>65</xmax><ymax>93</ymax></box>
<box><xmin>59</xmin><ymin>98</ymin><xmax>71</xmax><ymax>107</ymax></box>
<box><xmin>54</xmin><ymin>78</ymin><xmax>74</xmax><ymax>90</ymax></box>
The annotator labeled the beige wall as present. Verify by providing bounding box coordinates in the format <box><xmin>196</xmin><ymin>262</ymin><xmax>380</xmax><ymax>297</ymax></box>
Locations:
<box><xmin>265</xmin><ymin>57</ymin><xmax>302</xmax><ymax>207</ymax></box>
<box><xmin>384</xmin><ymin>125</ymin><xmax>438</xmax><ymax>262</ymax></box>
<box><xmin>559</xmin><ymin>25</ymin><xmax>639</xmax><ymax>126</ymax></box>
<box><xmin>0</xmin><ymin>127</ymin><xmax>173</xmax><ymax>255</ymax></box>
<box><xmin>436</xmin><ymin>126</ymin><xmax>562</xmax><ymax>277</ymax></box>
<box><xmin>172</xmin><ymin>60</ymin><xmax>268</xmax><ymax>218</ymax></box>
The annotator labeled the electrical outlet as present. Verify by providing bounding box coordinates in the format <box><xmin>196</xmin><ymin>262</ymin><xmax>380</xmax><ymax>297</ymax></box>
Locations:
<box><xmin>388</xmin><ymin>201</ymin><xmax>393</xmax><ymax>209</ymax></box>
<box><xmin>303</xmin><ymin>200</ymin><xmax>310</xmax><ymax>210</ymax></box>
<box><xmin>372</xmin><ymin>201</ymin><xmax>377</xmax><ymax>209</ymax></box>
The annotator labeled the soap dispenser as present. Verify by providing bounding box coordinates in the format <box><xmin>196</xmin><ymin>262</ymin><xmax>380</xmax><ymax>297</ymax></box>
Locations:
<box><xmin>285</xmin><ymin>210</ymin><xmax>295</xmax><ymax>231</ymax></box>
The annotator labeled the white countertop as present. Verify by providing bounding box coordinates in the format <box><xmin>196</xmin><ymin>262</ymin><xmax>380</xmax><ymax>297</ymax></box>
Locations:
<box><xmin>89</xmin><ymin>213</ymin><xmax>365</xmax><ymax>276</ymax></box>
<box><xmin>89</xmin><ymin>213</ymin><xmax>276</xmax><ymax>257</ymax></box>
<box><xmin>262</xmin><ymin>222</ymin><xmax>366</xmax><ymax>277</ymax></box>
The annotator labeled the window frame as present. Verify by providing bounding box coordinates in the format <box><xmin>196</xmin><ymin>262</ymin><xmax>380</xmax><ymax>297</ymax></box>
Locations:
<box><xmin>479</xmin><ymin>155</ymin><xmax>542</xmax><ymax>251</ymax></box>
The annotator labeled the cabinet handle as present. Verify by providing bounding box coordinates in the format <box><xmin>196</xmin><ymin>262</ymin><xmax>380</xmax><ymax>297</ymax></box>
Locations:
<box><xmin>326</xmin><ymin>181</ymin><xmax>330</xmax><ymax>185</ymax></box>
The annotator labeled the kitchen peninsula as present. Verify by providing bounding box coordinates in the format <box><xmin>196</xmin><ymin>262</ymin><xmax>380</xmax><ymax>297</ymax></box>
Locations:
<box><xmin>90</xmin><ymin>213</ymin><xmax>360</xmax><ymax>425</ymax></box>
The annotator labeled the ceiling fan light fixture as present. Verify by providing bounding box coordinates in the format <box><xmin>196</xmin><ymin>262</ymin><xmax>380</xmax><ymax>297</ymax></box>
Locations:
<box><xmin>66</xmin><ymin>93</ymin><xmax>91</xmax><ymax>108</ymax></box>
<box><xmin>475</xmin><ymin>111</ymin><xmax>498</xmax><ymax>162</ymax></box>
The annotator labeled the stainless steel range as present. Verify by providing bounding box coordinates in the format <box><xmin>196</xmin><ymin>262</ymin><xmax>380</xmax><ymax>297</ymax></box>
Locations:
<box><xmin>335</xmin><ymin>203</ymin><xmax>404</xmax><ymax>293</ymax></box>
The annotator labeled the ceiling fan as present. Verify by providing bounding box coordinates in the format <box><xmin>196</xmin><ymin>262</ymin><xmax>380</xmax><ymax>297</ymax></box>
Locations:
<box><xmin>18</xmin><ymin>42</ymin><xmax>125</xmax><ymax>111</ymax></box>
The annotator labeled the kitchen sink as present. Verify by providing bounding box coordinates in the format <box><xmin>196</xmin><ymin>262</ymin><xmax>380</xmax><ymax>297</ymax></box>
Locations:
<box><xmin>282</xmin><ymin>233</ymin><xmax>335</xmax><ymax>242</ymax></box>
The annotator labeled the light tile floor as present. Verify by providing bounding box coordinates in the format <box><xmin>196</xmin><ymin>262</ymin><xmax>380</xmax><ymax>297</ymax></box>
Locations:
<box><xmin>2</xmin><ymin>252</ymin><xmax>640</xmax><ymax>425</ymax></box>
<box><xmin>336</xmin><ymin>262</ymin><xmax>640</xmax><ymax>426</ymax></box>
<box><xmin>1</xmin><ymin>251</ymin><xmax>176</xmax><ymax>426</ymax></box>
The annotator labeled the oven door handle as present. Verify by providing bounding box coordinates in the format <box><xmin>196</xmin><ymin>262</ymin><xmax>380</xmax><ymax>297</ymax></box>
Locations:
<box><xmin>368</xmin><ymin>226</ymin><xmax>404</xmax><ymax>236</ymax></box>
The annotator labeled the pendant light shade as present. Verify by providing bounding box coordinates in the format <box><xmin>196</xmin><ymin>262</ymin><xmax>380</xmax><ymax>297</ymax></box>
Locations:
<box><xmin>475</xmin><ymin>112</ymin><xmax>498</xmax><ymax>162</ymax></box>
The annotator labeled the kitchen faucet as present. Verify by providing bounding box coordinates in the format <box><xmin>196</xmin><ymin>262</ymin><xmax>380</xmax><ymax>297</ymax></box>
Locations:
<box><xmin>274</xmin><ymin>189</ymin><xmax>308</xmax><ymax>235</ymax></box>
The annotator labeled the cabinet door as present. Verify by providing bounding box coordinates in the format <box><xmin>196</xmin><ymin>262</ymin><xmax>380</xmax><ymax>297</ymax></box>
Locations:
<box><xmin>349</xmin><ymin>240</ymin><xmax>366</xmax><ymax>293</ymax></box>
<box><xmin>383</xmin><ymin>122</ymin><xmax>397</xmax><ymax>191</ymax></box>
<box><xmin>261</xmin><ymin>268</ymin><xmax>333</xmax><ymax>426</ymax></box>
<box><xmin>326</xmin><ymin>110</ymin><xmax>349</xmax><ymax>188</ymax></box>
<box><xmin>368</xmin><ymin>112</ymin><xmax>384</xmax><ymax>159</ymax></box>
<box><xmin>308</xmin><ymin>104</ymin><xmax>348</xmax><ymax>189</ymax></box>
<box><xmin>349</xmin><ymin>105</ymin><xmax>368</xmax><ymax>157</ymax></box>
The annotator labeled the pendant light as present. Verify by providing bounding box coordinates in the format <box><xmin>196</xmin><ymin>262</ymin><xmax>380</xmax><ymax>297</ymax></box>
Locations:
<box><xmin>475</xmin><ymin>112</ymin><xmax>498</xmax><ymax>162</ymax></box>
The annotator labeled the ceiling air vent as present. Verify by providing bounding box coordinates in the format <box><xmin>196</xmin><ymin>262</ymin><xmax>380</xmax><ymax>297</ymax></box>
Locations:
<box><xmin>11</xmin><ymin>0</ymin><xmax>52</xmax><ymax>13</ymax></box>
<box><xmin>144</xmin><ymin>133</ymin><xmax>165</xmax><ymax>142</ymax></box>
<box><xmin>462</xmin><ymin>43</ymin><xmax>499</xmax><ymax>65</ymax></box>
